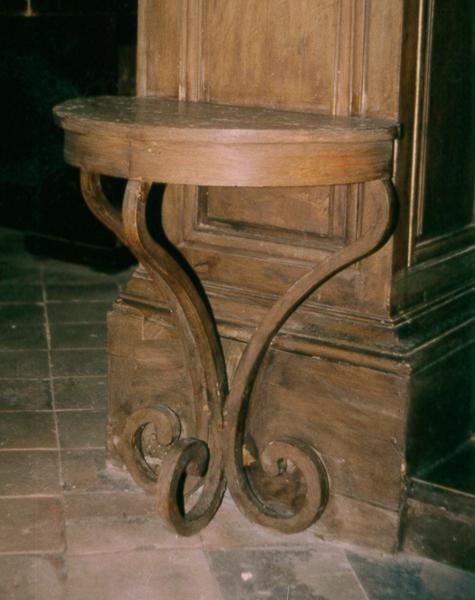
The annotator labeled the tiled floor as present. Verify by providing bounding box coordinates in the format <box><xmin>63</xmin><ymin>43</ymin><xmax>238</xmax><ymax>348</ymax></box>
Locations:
<box><xmin>0</xmin><ymin>227</ymin><xmax>474</xmax><ymax>600</ymax></box>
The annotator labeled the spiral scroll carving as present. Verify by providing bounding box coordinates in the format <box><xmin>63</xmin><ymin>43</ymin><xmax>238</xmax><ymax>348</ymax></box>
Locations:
<box><xmin>80</xmin><ymin>172</ymin><xmax>396</xmax><ymax>535</ymax></box>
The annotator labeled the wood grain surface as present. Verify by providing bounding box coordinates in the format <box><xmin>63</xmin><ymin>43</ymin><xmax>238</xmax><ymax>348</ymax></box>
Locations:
<box><xmin>54</xmin><ymin>96</ymin><xmax>397</xmax><ymax>187</ymax></box>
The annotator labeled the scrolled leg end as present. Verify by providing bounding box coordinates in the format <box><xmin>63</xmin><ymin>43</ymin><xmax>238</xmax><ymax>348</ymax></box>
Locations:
<box><xmin>258</xmin><ymin>437</ymin><xmax>329</xmax><ymax>533</ymax></box>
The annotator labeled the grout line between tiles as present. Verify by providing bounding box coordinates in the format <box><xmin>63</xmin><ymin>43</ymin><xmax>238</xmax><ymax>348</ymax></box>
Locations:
<box><xmin>349</xmin><ymin>564</ymin><xmax>371</xmax><ymax>600</ymax></box>
<box><xmin>50</xmin><ymin>346</ymin><xmax>108</xmax><ymax>351</ymax></box>
<box><xmin>0</xmin><ymin>347</ymin><xmax>49</xmax><ymax>353</ymax></box>
<box><xmin>0</xmin><ymin>375</ymin><xmax>105</xmax><ymax>381</ymax></box>
<box><xmin>0</xmin><ymin>549</ymin><xmax>65</xmax><ymax>557</ymax></box>
<box><xmin>63</xmin><ymin>546</ymin><xmax>208</xmax><ymax>558</ymax></box>
<box><xmin>0</xmin><ymin>448</ymin><xmax>58</xmax><ymax>452</ymax></box>
<box><xmin>0</xmin><ymin>408</ymin><xmax>104</xmax><ymax>414</ymax></box>
<box><xmin>0</xmin><ymin>493</ymin><xmax>62</xmax><ymax>500</ymax></box>
<box><xmin>61</xmin><ymin>489</ymin><xmax>143</xmax><ymax>496</ymax></box>
<box><xmin>0</xmin><ymin>409</ymin><xmax>55</xmax><ymax>414</ymax></box>
<box><xmin>40</xmin><ymin>262</ymin><xmax>68</xmax><ymax>556</ymax></box>
<box><xmin>51</xmin><ymin>375</ymin><xmax>107</xmax><ymax>380</ymax></box>
<box><xmin>54</xmin><ymin>408</ymin><xmax>106</xmax><ymax>413</ymax></box>
<box><xmin>46</xmin><ymin>300</ymin><xmax>116</xmax><ymax>304</ymax></box>
<box><xmin>59</xmin><ymin>446</ymin><xmax>105</xmax><ymax>451</ymax></box>
<box><xmin>0</xmin><ymin>301</ymin><xmax>44</xmax><ymax>306</ymax></box>
<box><xmin>0</xmin><ymin>408</ymin><xmax>105</xmax><ymax>415</ymax></box>
<box><xmin>0</xmin><ymin>446</ymin><xmax>105</xmax><ymax>452</ymax></box>
<box><xmin>54</xmin><ymin>409</ymin><xmax>106</xmax><ymax>413</ymax></box>
<box><xmin>48</xmin><ymin>321</ymin><xmax>107</xmax><ymax>326</ymax></box>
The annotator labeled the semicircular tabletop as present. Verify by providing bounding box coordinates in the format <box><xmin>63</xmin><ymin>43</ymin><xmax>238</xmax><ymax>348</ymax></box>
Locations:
<box><xmin>54</xmin><ymin>96</ymin><xmax>398</xmax><ymax>187</ymax></box>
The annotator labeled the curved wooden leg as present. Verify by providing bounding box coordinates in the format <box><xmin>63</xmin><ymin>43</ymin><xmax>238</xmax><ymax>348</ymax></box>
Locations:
<box><xmin>80</xmin><ymin>172</ymin><xmax>228</xmax><ymax>536</ymax></box>
<box><xmin>224</xmin><ymin>180</ymin><xmax>397</xmax><ymax>532</ymax></box>
<box><xmin>80</xmin><ymin>172</ymin><xmax>127</xmax><ymax>245</ymax></box>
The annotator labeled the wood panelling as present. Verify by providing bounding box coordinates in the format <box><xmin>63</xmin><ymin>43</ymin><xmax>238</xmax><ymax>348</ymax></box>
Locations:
<box><xmin>365</xmin><ymin>0</ymin><xmax>403</xmax><ymax>118</ymax></box>
<box><xmin>203</xmin><ymin>0</ymin><xmax>337</xmax><ymax>111</ymax></box>
<box><xmin>315</xmin><ymin>492</ymin><xmax>400</xmax><ymax>552</ymax></box>
<box><xmin>244</xmin><ymin>349</ymin><xmax>406</xmax><ymax>510</ymax></box>
<box><xmin>137</xmin><ymin>0</ymin><xmax>403</xmax><ymax>117</ymax></box>
<box><xmin>137</xmin><ymin>0</ymin><xmax>180</xmax><ymax>97</ymax></box>
<box><xmin>415</xmin><ymin>0</ymin><xmax>474</xmax><ymax>243</ymax></box>
<box><xmin>204</xmin><ymin>187</ymin><xmax>333</xmax><ymax>241</ymax></box>
<box><xmin>136</xmin><ymin>0</ymin><xmax>406</xmax><ymax>316</ymax></box>
<box><xmin>399</xmin><ymin>0</ymin><xmax>474</xmax><ymax>266</ymax></box>
<box><xmin>137</xmin><ymin>0</ymin><xmax>474</xmax><ymax>299</ymax></box>
<box><xmin>182</xmin><ymin>185</ymin><xmax>352</xmax><ymax>260</ymax></box>
<box><xmin>406</xmin><ymin>341</ymin><xmax>475</xmax><ymax>476</ymax></box>
<box><xmin>107</xmin><ymin>307</ymin><xmax>197</xmax><ymax>467</ymax></box>
<box><xmin>404</xmin><ymin>496</ymin><xmax>475</xmax><ymax>571</ymax></box>
<box><xmin>121</xmin><ymin>264</ymin><xmax>475</xmax><ymax>376</ymax></box>
<box><xmin>170</xmin><ymin>180</ymin><xmax>393</xmax><ymax>314</ymax></box>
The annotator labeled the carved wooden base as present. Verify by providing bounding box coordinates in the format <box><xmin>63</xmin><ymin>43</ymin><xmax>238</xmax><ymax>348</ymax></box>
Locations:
<box><xmin>80</xmin><ymin>171</ymin><xmax>396</xmax><ymax>536</ymax></box>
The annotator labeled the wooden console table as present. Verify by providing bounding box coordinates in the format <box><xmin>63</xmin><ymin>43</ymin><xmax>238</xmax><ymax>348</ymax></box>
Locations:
<box><xmin>54</xmin><ymin>96</ymin><xmax>398</xmax><ymax>536</ymax></box>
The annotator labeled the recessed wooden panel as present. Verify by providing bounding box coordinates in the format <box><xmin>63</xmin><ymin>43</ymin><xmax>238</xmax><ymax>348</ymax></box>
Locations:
<box><xmin>365</xmin><ymin>1</ymin><xmax>403</xmax><ymax>118</ymax></box>
<box><xmin>204</xmin><ymin>187</ymin><xmax>332</xmax><ymax>239</ymax></box>
<box><xmin>407</xmin><ymin>340</ymin><xmax>475</xmax><ymax>476</ymax></box>
<box><xmin>174</xmin><ymin>181</ymin><xmax>392</xmax><ymax>313</ymax></box>
<box><xmin>137</xmin><ymin>0</ymin><xmax>180</xmax><ymax>97</ymax></box>
<box><xmin>203</xmin><ymin>0</ymin><xmax>338</xmax><ymax>111</ymax></box>
<box><xmin>403</xmin><ymin>490</ymin><xmax>475</xmax><ymax>572</ymax></box>
<box><xmin>416</xmin><ymin>0</ymin><xmax>474</xmax><ymax>242</ymax></box>
<box><xmin>171</xmin><ymin>0</ymin><xmax>401</xmax><ymax>314</ymax></box>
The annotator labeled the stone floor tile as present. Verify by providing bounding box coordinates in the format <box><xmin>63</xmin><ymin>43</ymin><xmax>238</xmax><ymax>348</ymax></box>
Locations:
<box><xmin>0</xmin><ymin>554</ymin><xmax>65</xmax><ymax>600</ymax></box>
<box><xmin>208</xmin><ymin>548</ymin><xmax>365</xmax><ymax>600</ymax></box>
<box><xmin>0</xmin><ymin>412</ymin><xmax>57</xmax><ymax>449</ymax></box>
<box><xmin>47</xmin><ymin>301</ymin><xmax>110</xmax><ymax>324</ymax></box>
<box><xmin>0</xmin><ymin>284</ymin><xmax>43</xmax><ymax>303</ymax></box>
<box><xmin>50</xmin><ymin>323</ymin><xmax>107</xmax><ymax>349</ymax></box>
<box><xmin>66</xmin><ymin>549</ymin><xmax>220</xmax><ymax>600</ymax></box>
<box><xmin>347</xmin><ymin>552</ymin><xmax>475</xmax><ymax>600</ymax></box>
<box><xmin>0</xmin><ymin>237</ymin><xmax>39</xmax><ymax>257</ymax></box>
<box><xmin>0</xmin><ymin>350</ymin><xmax>49</xmax><ymax>378</ymax></box>
<box><xmin>61</xmin><ymin>449</ymin><xmax>136</xmax><ymax>493</ymax></box>
<box><xmin>420</xmin><ymin>559</ymin><xmax>475</xmax><ymax>600</ymax></box>
<box><xmin>0</xmin><ymin>379</ymin><xmax>52</xmax><ymax>411</ymax></box>
<box><xmin>43</xmin><ymin>260</ymin><xmax>115</xmax><ymax>283</ymax></box>
<box><xmin>0</xmin><ymin>229</ymin><xmax>24</xmax><ymax>249</ymax></box>
<box><xmin>57</xmin><ymin>411</ymin><xmax>106</xmax><ymax>449</ymax></box>
<box><xmin>41</xmin><ymin>258</ymin><xmax>99</xmax><ymax>273</ymax></box>
<box><xmin>50</xmin><ymin>349</ymin><xmax>107</xmax><ymax>377</ymax></box>
<box><xmin>347</xmin><ymin>552</ymin><xmax>432</xmax><ymax>600</ymax></box>
<box><xmin>0</xmin><ymin>497</ymin><xmax>64</xmax><ymax>553</ymax></box>
<box><xmin>54</xmin><ymin>376</ymin><xmax>107</xmax><ymax>410</ymax></box>
<box><xmin>0</xmin><ymin>266</ymin><xmax>42</xmax><ymax>284</ymax></box>
<box><xmin>64</xmin><ymin>491</ymin><xmax>155</xmax><ymax>519</ymax></box>
<box><xmin>46</xmin><ymin>281</ymin><xmax>119</xmax><ymax>302</ymax></box>
<box><xmin>200</xmin><ymin>495</ymin><xmax>319</xmax><ymax>550</ymax></box>
<box><xmin>66</xmin><ymin>514</ymin><xmax>201</xmax><ymax>555</ymax></box>
<box><xmin>0</xmin><ymin>251</ymin><xmax>39</xmax><ymax>268</ymax></box>
<box><xmin>0</xmin><ymin>450</ymin><xmax>60</xmax><ymax>495</ymax></box>
<box><xmin>0</xmin><ymin>303</ymin><xmax>44</xmax><ymax>326</ymax></box>
<box><xmin>0</xmin><ymin>324</ymin><xmax>47</xmax><ymax>350</ymax></box>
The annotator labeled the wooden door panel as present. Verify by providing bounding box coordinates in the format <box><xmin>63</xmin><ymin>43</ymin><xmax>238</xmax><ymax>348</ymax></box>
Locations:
<box><xmin>204</xmin><ymin>0</ymin><xmax>338</xmax><ymax>111</ymax></box>
<box><xmin>205</xmin><ymin>187</ymin><xmax>333</xmax><ymax>240</ymax></box>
